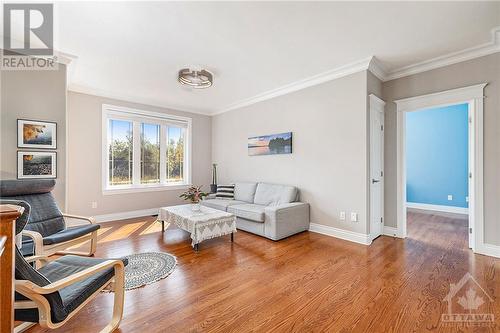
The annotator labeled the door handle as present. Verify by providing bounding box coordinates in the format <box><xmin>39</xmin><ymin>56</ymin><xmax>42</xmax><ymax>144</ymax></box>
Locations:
<box><xmin>372</xmin><ymin>179</ymin><xmax>380</xmax><ymax>184</ymax></box>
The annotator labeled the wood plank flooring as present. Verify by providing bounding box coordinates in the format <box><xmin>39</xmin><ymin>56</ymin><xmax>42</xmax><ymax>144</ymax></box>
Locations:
<box><xmin>25</xmin><ymin>211</ymin><xmax>499</xmax><ymax>332</ymax></box>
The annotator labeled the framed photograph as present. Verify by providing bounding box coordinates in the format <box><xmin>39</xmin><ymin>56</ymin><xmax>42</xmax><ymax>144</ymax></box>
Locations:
<box><xmin>248</xmin><ymin>132</ymin><xmax>293</xmax><ymax>156</ymax></box>
<box><xmin>17</xmin><ymin>151</ymin><xmax>57</xmax><ymax>179</ymax></box>
<box><xmin>17</xmin><ymin>119</ymin><xmax>57</xmax><ymax>149</ymax></box>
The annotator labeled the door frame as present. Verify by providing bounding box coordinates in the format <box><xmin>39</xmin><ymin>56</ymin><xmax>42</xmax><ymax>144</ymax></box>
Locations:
<box><xmin>394</xmin><ymin>83</ymin><xmax>487</xmax><ymax>254</ymax></box>
<box><xmin>369</xmin><ymin>94</ymin><xmax>385</xmax><ymax>241</ymax></box>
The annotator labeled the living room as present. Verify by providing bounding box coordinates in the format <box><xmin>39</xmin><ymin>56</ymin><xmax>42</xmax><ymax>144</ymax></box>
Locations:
<box><xmin>1</xmin><ymin>1</ymin><xmax>499</xmax><ymax>332</ymax></box>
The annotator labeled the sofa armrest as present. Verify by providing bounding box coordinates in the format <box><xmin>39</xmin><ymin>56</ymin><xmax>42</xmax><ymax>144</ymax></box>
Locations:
<box><xmin>264</xmin><ymin>202</ymin><xmax>310</xmax><ymax>240</ymax></box>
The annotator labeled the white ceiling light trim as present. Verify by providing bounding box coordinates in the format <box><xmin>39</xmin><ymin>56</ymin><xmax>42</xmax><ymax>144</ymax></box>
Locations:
<box><xmin>68</xmin><ymin>83</ymin><xmax>211</xmax><ymax>116</ymax></box>
<box><xmin>215</xmin><ymin>56</ymin><xmax>374</xmax><ymax>115</ymax></box>
<box><xmin>383</xmin><ymin>26</ymin><xmax>500</xmax><ymax>81</ymax></box>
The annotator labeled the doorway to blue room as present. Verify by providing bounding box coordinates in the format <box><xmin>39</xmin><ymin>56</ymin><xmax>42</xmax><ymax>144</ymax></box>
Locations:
<box><xmin>405</xmin><ymin>103</ymin><xmax>469</xmax><ymax>247</ymax></box>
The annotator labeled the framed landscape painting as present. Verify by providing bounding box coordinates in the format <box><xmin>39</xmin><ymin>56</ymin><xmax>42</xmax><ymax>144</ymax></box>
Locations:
<box><xmin>248</xmin><ymin>132</ymin><xmax>292</xmax><ymax>156</ymax></box>
<box><xmin>17</xmin><ymin>151</ymin><xmax>57</xmax><ymax>179</ymax></box>
<box><xmin>17</xmin><ymin>119</ymin><xmax>57</xmax><ymax>149</ymax></box>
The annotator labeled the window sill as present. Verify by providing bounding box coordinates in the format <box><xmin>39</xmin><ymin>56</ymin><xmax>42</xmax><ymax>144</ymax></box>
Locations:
<box><xmin>103</xmin><ymin>183</ymin><xmax>190</xmax><ymax>195</ymax></box>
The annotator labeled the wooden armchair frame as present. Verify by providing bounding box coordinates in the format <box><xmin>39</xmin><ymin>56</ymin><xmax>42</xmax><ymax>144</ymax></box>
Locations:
<box><xmin>22</xmin><ymin>214</ymin><xmax>98</xmax><ymax>258</ymax></box>
<box><xmin>14</xmin><ymin>256</ymin><xmax>125</xmax><ymax>333</ymax></box>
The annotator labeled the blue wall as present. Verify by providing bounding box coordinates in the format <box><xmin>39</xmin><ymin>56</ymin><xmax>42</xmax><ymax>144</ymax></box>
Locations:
<box><xmin>406</xmin><ymin>103</ymin><xmax>468</xmax><ymax>208</ymax></box>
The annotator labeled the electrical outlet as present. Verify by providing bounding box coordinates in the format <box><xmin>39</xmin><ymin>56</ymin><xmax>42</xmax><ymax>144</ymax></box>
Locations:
<box><xmin>447</xmin><ymin>195</ymin><xmax>453</xmax><ymax>201</ymax></box>
<box><xmin>340</xmin><ymin>211</ymin><xmax>346</xmax><ymax>221</ymax></box>
<box><xmin>91</xmin><ymin>201</ymin><xmax>98</xmax><ymax>209</ymax></box>
<box><xmin>350</xmin><ymin>212</ymin><xmax>358</xmax><ymax>222</ymax></box>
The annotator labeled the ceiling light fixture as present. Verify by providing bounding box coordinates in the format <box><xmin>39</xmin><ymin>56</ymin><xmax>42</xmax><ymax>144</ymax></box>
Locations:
<box><xmin>178</xmin><ymin>68</ymin><xmax>213</xmax><ymax>89</ymax></box>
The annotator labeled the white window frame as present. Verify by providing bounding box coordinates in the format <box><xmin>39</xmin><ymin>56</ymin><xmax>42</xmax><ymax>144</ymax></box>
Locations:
<box><xmin>102</xmin><ymin>104</ymin><xmax>192</xmax><ymax>195</ymax></box>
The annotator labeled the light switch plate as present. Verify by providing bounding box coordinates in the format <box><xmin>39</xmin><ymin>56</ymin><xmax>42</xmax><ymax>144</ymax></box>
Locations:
<box><xmin>350</xmin><ymin>212</ymin><xmax>358</xmax><ymax>222</ymax></box>
<box><xmin>340</xmin><ymin>211</ymin><xmax>346</xmax><ymax>221</ymax></box>
<box><xmin>447</xmin><ymin>195</ymin><xmax>453</xmax><ymax>201</ymax></box>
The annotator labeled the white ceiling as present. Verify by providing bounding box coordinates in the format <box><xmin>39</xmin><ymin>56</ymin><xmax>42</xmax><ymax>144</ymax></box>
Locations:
<box><xmin>50</xmin><ymin>2</ymin><xmax>500</xmax><ymax>114</ymax></box>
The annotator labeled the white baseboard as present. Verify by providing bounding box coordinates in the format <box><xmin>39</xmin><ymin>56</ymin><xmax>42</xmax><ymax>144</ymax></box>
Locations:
<box><xmin>383</xmin><ymin>226</ymin><xmax>404</xmax><ymax>238</ymax></box>
<box><xmin>93</xmin><ymin>208</ymin><xmax>159</xmax><ymax>223</ymax></box>
<box><xmin>406</xmin><ymin>202</ymin><xmax>468</xmax><ymax>215</ymax></box>
<box><xmin>476</xmin><ymin>243</ymin><xmax>500</xmax><ymax>258</ymax></box>
<box><xmin>309</xmin><ymin>223</ymin><xmax>371</xmax><ymax>245</ymax></box>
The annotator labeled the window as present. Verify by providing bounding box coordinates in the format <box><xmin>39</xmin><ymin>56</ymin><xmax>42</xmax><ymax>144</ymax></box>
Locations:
<box><xmin>109</xmin><ymin>120</ymin><xmax>133</xmax><ymax>186</ymax></box>
<box><xmin>166</xmin><ymin>126</ymin><xmax>185</xmax><ymax>182</ymax></box>
<box><xmin>141</xmin><ymin>123</ymin><xmax>160</xmax><ymax>184</ymax></box>
<box><xmin>103</xmin><ymin>105</ymin><xmax>191</xmax><ymax>193</ymax></box>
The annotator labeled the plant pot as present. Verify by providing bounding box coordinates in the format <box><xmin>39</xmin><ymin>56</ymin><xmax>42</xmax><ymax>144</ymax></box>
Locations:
<box><xmin>210</xmin><ymin>184</ymin><xmax>218</xmax><ymax>194</ymax></box>
<box><xmin>191</xmin><ymin>203</ymin><xmax>201</xmax><ymax>212</ymax></box>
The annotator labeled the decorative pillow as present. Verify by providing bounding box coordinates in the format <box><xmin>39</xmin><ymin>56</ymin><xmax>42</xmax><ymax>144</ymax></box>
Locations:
<box><xmin>215</xmin><ymin>184</ymin><xmax>235</xmax><ymax>200</ymax></box>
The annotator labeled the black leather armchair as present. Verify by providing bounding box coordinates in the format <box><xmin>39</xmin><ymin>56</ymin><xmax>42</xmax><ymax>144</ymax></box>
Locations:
<box><xmin>0</xmin><ymin>179</ymin><xmax>99</xmax><ymax>257</ymax></box>
<box><xmin>7</xmin><ymin>199</ymin><xmax>127</xmax><ymax>333</ymax></box>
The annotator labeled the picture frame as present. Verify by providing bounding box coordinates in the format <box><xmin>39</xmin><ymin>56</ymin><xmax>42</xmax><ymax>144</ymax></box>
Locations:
<box><xmin>17</xmin><ymin>151</ymin><xmax>57</xmax><ymax>179</ymax></box>
<box><xmin>248</xmin><ymin>132</ymin><xmax>293</xmax><ymax>156</ymax></box>
<box><xmin>17</xmin><ymin>119</ymin><xmax>57</xmax><ymax>149</ymax></box>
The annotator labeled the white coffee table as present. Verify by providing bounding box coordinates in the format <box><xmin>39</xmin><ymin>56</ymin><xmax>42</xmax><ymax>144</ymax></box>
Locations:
<box><xmin>158</xmin><ymin>204</ymin><xmax>236</xmax><ymax>251</ymax></box>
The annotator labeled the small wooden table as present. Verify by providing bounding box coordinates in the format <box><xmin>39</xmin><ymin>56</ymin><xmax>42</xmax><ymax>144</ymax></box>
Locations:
<box><xmin>158</xmin><ymin>204</ymin><xmax>236</xmax><ymax>251</ymax></box>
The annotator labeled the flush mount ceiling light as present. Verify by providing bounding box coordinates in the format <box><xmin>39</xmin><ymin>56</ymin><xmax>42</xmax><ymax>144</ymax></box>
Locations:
<box><xmin>178</xmin><ymin>68</ymin><xmax>213</xmax><ymax>89</ymax></box>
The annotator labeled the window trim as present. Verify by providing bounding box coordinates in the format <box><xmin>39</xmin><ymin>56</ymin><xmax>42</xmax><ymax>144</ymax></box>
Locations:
<box><xmin>102</xmin><ymin>104</ymin><xmax>192</xmax><ymax>195</ymax></box>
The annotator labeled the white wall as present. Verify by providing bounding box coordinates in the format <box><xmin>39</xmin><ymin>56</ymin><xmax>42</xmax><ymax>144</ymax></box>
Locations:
<box><xmin>66</xmin><ymin>92</ymin><xmax>212</xmax><ymax>216</ymax></box>
<box><xmin>212</xmin><ymin>71</ymin><xmax>370</xmax><ymax>234</ymax></box>
<box><xmin>1</xmin><ymin>65</ymin><xmax>67</xmax><ymax>209</ymax></box>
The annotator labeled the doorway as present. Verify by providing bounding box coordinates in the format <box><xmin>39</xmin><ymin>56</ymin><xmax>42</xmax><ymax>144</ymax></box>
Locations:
<box><xmin>405</xmin><ymin>103</ymin><xmax>469</xmax><ymax>246</ymax></box>
<box><xmin>395</xmin><ymin>84</ymin><xmax>487</xmax><ymax>253</ymax></box>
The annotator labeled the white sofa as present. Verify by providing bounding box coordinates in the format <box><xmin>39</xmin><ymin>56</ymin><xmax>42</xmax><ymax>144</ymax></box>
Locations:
<box><xmin>201</xmin><ymin>182</ymin><xmax>310</xmax><ymax>240</ymax></box>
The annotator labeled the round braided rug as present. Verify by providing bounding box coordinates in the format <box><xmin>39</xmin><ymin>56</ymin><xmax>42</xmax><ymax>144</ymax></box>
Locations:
<box><xmin>123</xmin><ymin>252</ymin><xmax>177</xmax><ymax>290</ymax></box>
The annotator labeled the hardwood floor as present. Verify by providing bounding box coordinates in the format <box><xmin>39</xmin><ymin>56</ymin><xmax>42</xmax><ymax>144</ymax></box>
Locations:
<box><xmin>25</xmin><ymin>211</ymin><xmax>499</xmax><ymax>332</ymax></box>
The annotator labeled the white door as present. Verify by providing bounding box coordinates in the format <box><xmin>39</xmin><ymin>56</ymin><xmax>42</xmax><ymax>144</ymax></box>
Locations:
<box><xmin>369</xmin><ymin>95</ymin><xmax>385</xmax><ymax>241</ymax></box>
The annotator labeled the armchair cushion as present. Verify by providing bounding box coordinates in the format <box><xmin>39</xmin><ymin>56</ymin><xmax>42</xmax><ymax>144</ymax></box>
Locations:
<box><xmin>42</xmin><ymin>224</ymin><xmax>100</xmax><ymax>245</ymax></box>
<box><xmin>1</xmin><ymin>180</ymin><xmax>66</xmax><ymax>237</ymax></box>
<box><xmin>40</xmin><ymin>256</ymin><xmax>128</xmax><ymax>318</ymax></box>
<box><xmin>16</xmin><ymin>255</ymin><xmax>128</xmax><ymax>324</ymax></box>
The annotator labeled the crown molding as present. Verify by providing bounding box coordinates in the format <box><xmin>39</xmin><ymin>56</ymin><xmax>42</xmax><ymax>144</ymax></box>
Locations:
<box><xmin>214</xmin><ymin>56</ymin><xmax>374</xmax><ymax>115</ymax></box>
<box><xmin>64</xmin><ymin>27</ymin><xmax>499</xmax><ymax>116</ymax></box>
<box><xmin>367</xmin><ymin>56</ymin><xmax>388</xmax><ymax>82</ymax></box>
<box><xmin>68</xmin><ymin>83</ymin><xmax>212</xmax><ymax>116</ymax></box>
<box><xmin>383</xmin><ymin>26</ymin><xmax>500</xmax><ymax>82</ymax></box>
<box><xmin>214</xmin><ymin>25</ymin><xmax>499</xmax><ymax>115</ymax></box>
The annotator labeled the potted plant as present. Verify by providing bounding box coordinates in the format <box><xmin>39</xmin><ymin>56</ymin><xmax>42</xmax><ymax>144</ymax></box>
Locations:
<box><xmin>180</xmin><ymin>185</ymin><xmax>208</xmax><ymax>211</ymax></box>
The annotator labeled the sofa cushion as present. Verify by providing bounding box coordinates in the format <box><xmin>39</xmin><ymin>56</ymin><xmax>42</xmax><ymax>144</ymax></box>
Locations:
<box><xmin>234</xmin><ymin>182</ymin><xmax>258</xmax><ymax>202</ymax></box>
<box><xmin>253</xmin><ymin>183</ymin><xmax>297</xmax><ymax>206</ymax></box>
<box><xmin>227</xmin><ymin>204</ymin><xmax>265</xmax><ymax>223</ymax></box>
<box><xmin>201</xmin><ymin>199</ymin><xmax>245</xmax><ymax>211</ymax></box>
<box><xmin>215</xmin><ymin>184</ymin><xmax>235</xmax><ymax>199</ymax></box>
